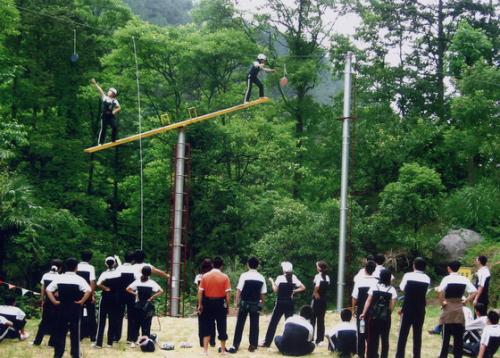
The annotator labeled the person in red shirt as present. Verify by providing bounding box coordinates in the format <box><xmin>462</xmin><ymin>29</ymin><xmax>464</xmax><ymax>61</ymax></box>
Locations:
<box><xmin>197</xmin><ymin>257</ymin><xmax>231</xmax><ymax>356</ymax></box>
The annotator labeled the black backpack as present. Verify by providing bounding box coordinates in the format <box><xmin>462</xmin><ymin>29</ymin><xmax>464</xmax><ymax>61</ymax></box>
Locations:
<box><xmin>371</xmin><ymin>285</ymin><xmax>392</xmax><ymax>321</ymax></box>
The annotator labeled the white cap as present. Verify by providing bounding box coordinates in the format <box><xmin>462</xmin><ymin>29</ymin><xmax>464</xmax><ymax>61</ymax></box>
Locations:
<box><xmin>108</xmin><ymin>87</ymin><xmax>117</xmax><ymax>95</ymax></box>
<box><xmin>281</xmin><ymin>261</ymin><xmax>293</xmax><ymax>273</ymax></box>
<box><xmin>257</xmin><ymin>53</ymin><xmax>267</xmax><ymax>61</ymax></box>
<box><xmin>105</xmin><ymin>256</ymin><xmax>116</xmax><ymax>263</ymax></box>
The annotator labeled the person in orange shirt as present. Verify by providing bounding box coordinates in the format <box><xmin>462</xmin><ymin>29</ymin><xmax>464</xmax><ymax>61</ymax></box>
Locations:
<box><xmin>197</xmin><ymin>257</ymin><xmax>231</xmax><ymax>356</ymax></box>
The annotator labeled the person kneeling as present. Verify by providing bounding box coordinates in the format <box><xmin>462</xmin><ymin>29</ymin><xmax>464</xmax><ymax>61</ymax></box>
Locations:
<box><xmin>274</xmin><ymin>305</ymin><xmax>315</xmax><ymax>356</ymax></box>
<box><xmin>326</xmin><ymin>309</ymin><xmax>357</xmax><ymax>357</ymax></box>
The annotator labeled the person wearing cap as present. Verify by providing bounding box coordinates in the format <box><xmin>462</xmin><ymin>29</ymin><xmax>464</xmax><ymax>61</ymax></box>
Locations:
<box><xmin>93</xmin><ymin>256</ymin><xmax>122</xmax><ymax>348</ymax></box>
<box><xmin>244</xmin><ymin>53</ymin><xmax>274</xmax><ymax>103</ymax></box>
<box><xmin>260</xmin><ymin>261</ymin><xmax>305</xmax><ymax>348</ymax></box>
<box><xmin>32</xmin><ymin>258</ymin><xmax>63</xmax><ymax>346</ymax></box>
<box><xmin>197</xmin><ymin>257</ymin><xmax>231</xmax><ymax>356</ymax></box>
<box><xmin>91</xmin><ymin>78</ymin><xmax>121</xmax><ymax>145</ymax></box>
<box><xmin>46</xmin><ymin>257</ymin><xmax>92</xmax><ymax>358</ymax></box>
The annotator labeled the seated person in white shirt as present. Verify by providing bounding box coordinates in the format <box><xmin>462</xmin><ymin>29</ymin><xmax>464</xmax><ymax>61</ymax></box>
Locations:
<box><xmin>478</xmin><ymin>310</ymin><xmax>499</xmax><ymax>358</ymax></box>
<box><xmin>326</xmin><ymin>309</ymin><xmax>357</xmax><ymax>357</ymax></box>
<box><xmin>275</xmin><ymin>305</ymin><xmax>315</xmax><ymax>356</ymax></box>
<box><xmin>0</xmin><ymin>296</ymin><xmax>28</xmax><ymax>340</ymax></box>
<box><xmin>464</xmin><ymin>303</ymin><xmax>488</xmax><ymax>356</ymax></box>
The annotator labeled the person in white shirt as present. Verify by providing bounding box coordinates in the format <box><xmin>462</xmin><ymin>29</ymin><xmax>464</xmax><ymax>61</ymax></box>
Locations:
<box><xmin>94</xmin><ymin>256</ymin><xmax>122</xmax><ymax>348</ymax></box>
<box><xmin>311</xmin><ymin>260</ymin><xmax>330</xmax><ymax>345</ymax></box>
<box><xmin>351</xmin><ymin>260</ymin><xmax>377</xmax><ymax>358</ymax></box>
<box><xmin>228</xmin><ymin>257</ymin><xmax>267</xmax><ymax>353</ymax></box>
<box><xmin>478</xmin><ymin>310</ymin><xmax>499</xmax><ymax>358</ymax></box>
<box><xmin>274</xmin><ymin>305</ymin><xmax>315</xmax><ymax>356</ymax></box>
<box><xmin>244</xmin><ymin>53</ymin><xmax>274</xmax><ymax>103</ymax></box>
<box><xmin>91</xmin><ymin>78</ymin><xmax>121</xmax><ymax>145</ymax></box>
<box><xmin>360</xmin><ymin>269</ymin><xmax>397</xmax><ymax>358</ymax></box>
<box><xmin>474</xmin><ymin>256</ymin><xmax>491</xmax><ymax>311</ymax></box>
<box><xmin>77</xmin><ymin>250</ymin><xmax>97</xmax><ymax>342</ymax></box>
<box><xmin>463</xmin><ymin>303</ymin><xmax>488</xmax><ymax>356</ymax></box>
<box><xmin>46</xmin><ymin>257</ymin><xmax>92</xmax><ymax>358</ymax></box>
<box><xmin>395</xmin><ymin>257</ymin><xmax>431</xmax><ymax>358</ymax></box>
<box><xmin>132</xmin><ymin>250</ymin><xmax>169</xmax><ymax>279</ymax></box>
<box><xmin>437</xmin><ymin>260</ymin><xmax>477</xmax><ymax>358</ymax></box>
<box><xmin>115</xmin><ymin>251</ymin><xmax>139</xmax><ymax>344</ymax></box>
<box><xmin>127</xmin><ymin>265</ymin><xmax>163</xmax><ymax>346</ymax></box>
<box><xmin>0</xmin><ymin>296</ymin><xmax>28</xmax><ymax>341</ymax></box>
<box><xmin>33</xmin><ymin>258</ymin><xmax>62</xmax><ymax>346</ymax></box>
<box><xmin>261</xmin><ymin>261</ymin><xmax>306</xmax><ymax>347</ymax></box>
<box><xmin>326</xmin><ymin>308</ymin><xmax>357</xmax><ymax>357</ymax></box>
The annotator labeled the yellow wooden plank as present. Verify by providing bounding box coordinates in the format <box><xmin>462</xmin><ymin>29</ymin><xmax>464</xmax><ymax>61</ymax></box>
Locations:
<box><xmin>84</xmin><ymin>97</ymin><xmax>271</xmax><ymax>153</ymax></box>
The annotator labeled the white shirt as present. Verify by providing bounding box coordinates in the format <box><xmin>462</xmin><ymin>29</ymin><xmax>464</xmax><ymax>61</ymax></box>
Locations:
<box><xmin>284</xmin><ymin>315</ymin><xmax>314</xmax><ymax>342</ymax></box>
<box><xmin>400</xmin><ymin>271</ymin><xmax>431</xmax><ymax>291</ymax></box>
<box><xmin>275</xmin><ymin>274</ymin><xmax>303</xmax><ymax>287</ymax></box>
<box><xmin>116</xmin><ymin>263</ymin><xmax>140</xmax><ymax>279</ymax></box>
<box><xmin>438</xmin><ymin>272</ymin><xmax>477</xmax><ymax>294</ymax></box>
<box><xmin>327</xmin><ymin>321</ymin><xmax>357</xmax><ymax>338</ymax></box>
<box><xmin>313</xmin><ymin>273</ymin><xmax>330</xmax><ymax>287</ymax></box>
<box><xmin>194</xmin><ymin>274</ymin><xmax>203</xmax><ymax>286</ymax></box>
<box><xmin>128</xmin><ymin>278</ymin><xmax>161</xmax><ymax>293</ymax></box>
<box><xmin>101</xmin><ymin>94</ymin><xmax>120</xmax><ymax>107</ymax></box>
<box><xmin>354</xmin><ymin>266</ymin><xmax>393</xmax><ymax>282</ymax></box>
<box><xmin>480</xmin><ymin>324</ymin><xmax>500</xmax><ymax>346</ymax></box>
<box><xmin>97</xmin><ymin>269</ymin><xmax>121</xmax><ymax>285</ymax></box>
<box><xmin>46</xmin><ymin>272</ymin><xmax>91</xmax><ymax>293</ymax></box>
<box><xmin>466</xmin><ymin>316</ymin><xmax>488</xmax><ymax>331</ymax></box>
<box><xmin>368</xmin><ymin>283</ymin><xmax>397</xmax><ymax>299</ymax></box>
<box><xmin>0</xmin><ymin>306</ymin><xmax>25</xmax><ymax>321</ymax></box>
<box><xmin>77</xmin><ymin>261</ymin><xmax>96</xmax><ymax>282</ymax></box>
<box><xmin>237</xmin><ymin>270</ymin><xmax>267</xmax><ymax>294</ymax></box>
<box><xmin>40</xmin><ymin>271</ymin><xmax>60</xmax><ymax>285</ymax></box>
<box><xmin>463</xmin><ymin>307</ymin><xmax>474</xmax><ymax>324</ymax></box>
<box><xmin>477</xmin><ymin>266</ymin><xmax>491</xmax><ymax>287</ymax></box>
<box><xmin>351</xmin><ymin>275</ymin><xmax>378</xmax><ymax>299</ymax></box>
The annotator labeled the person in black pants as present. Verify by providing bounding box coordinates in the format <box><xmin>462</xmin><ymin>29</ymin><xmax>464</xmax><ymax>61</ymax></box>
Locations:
<box><xmin>260</xmin><ymin>261</ymin><xmax>305</xmax><ymax>347</ymax></box>
<box><xmin>311</xmin><ymin>260</ymin><xmax>330</xmax><ymax>345</ymax></box>
<box><xmin>351</xmin><ymin>260</ymin><xmax>377</xmax><ymax>358</ymax></box>
<box><xmin>360</xmin><ymin>269</ymin><xmax>397</xmax><ymax>358</ymax></box>
<box><xmin>228</xmin><ymin>257</ymin><xmax>267</xmax><ymax>353</ymax></box>
<box><xmin>46</xmin><ymin>258</ymin><xmax>92</xmax><ymax>358</ymax></box>
<box><xmin>126</xmin><ymin>265</ymin><xmax>163</xmax><ymax>346</ymax></box>
<box><xmin>194</xmin><ymin>258</ymin><xmax>215</xmax><ymax>348</ymax></box>
<box><xmin>94</xmin><ymin>256</ymin><xmax>122</xmax><ymax>348</ymax></box>
<box><xmin>32</xmin><ymin>259</ymin><xmax>63</xmax><ymax>346</ymax></box>
<box><xmin>275</xmin><ymin>305</ymin><xmax>316</xmax><ymax>356</ymax></box>
<box><xmin>77</xmin><ymin>251</ymin><xmax>97</xmax><ymax>342</ymax></box>
<box><xmin>244</xmin><ymin>54</ymin><xmax>274</xmax><ymax>103</ymax></box>
<box><xmin>437</xmin><ymin>260</ymin><xmax>477</xmax><ymax>358</ymax></box>
<box><xmin>395</xmin><ymin>257</ymin><xmax>431</xmax><ymax>358</ymax></box>
<box><xmin>474</xmin><ymin>256</ymin><xmax>491</xmax><ymax>313</ymax></box>
<box><xmin>326</xmin><ymin>309</ymin><xmax>357</xmax><ymax>357</ymax></box>
<box><xmin>91</xmin><ymin>78</ymin><xmax>121</xmax><ymax>145</ymax></box>
<box><xmin>115</xmin><ymin>251</ymin><xmax>139</xmax><ymax>344</ymax></box>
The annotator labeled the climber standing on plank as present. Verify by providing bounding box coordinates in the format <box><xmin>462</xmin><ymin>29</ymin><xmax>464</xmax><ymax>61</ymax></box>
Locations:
<box><xmin>91</xmin><ymin>78</ymin><xmax>121</xmax><ymax>145</ymax></box>
<box><xmin>244</xmin><ymin>54</ymin><xmax>275</xmax><ymax>103</ymax></box>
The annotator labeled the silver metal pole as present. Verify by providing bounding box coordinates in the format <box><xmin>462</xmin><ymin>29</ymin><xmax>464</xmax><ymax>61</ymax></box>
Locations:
<box><xmin>337</xmin><ymin>52</ymin><xmax>353</xmax><ymax>311</ymax></box>
<box><xmin>170</xmin><ymin>128</ymin><xmax>186</xmax><ymax>316</ymax></box>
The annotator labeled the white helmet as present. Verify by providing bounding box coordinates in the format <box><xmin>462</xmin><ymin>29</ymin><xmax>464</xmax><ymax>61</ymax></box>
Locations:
<box><xmin>257</xmin><ymin>53</ymin><xmax>267</xmax><ymax>61</ymax></box>
<box><xmin>108</xmin><ymin>87</ymin><xmax>118</xmax><ymax>95</ymax></box>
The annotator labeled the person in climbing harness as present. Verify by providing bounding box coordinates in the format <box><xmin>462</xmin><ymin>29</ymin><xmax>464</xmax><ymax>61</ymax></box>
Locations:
<box><xmin>91</xmin><ymin>78</ymin><xmax>121</xmax><ymax>145</ymax></box>
<box><xmin>244</xmin><ymin>54</ymin><xmax>275</xmax><ymax>103</ymax></box>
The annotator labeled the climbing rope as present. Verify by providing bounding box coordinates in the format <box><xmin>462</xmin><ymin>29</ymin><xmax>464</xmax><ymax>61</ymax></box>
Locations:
<box><xmin>132</xmin><ymin>36</ymin><xmax>144</xmax><ymax>250</ymax></box>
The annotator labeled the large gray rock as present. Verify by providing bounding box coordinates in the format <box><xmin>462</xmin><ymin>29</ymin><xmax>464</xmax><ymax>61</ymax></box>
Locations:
<box><xmin>434</xmin><ymin>229</ymin><xmax>483</xmax><ymax>263</ymax></box>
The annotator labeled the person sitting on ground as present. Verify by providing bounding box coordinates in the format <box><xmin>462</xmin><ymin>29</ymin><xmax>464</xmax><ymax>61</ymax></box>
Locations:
<box><xmin>0</xmin><ymin>296</ymin><xmax>28</xmax><ymax>341</ymax></box>
<box><xmin>274</xmin><ymin>305</ymin><xmax>315</xmax><ymax>356</ymax></box>
<box><xmin>0</xmin><ymin>315</ymin><xmax>15</xmax><ymax>342</ymax></box>
<box><xmin>477</xmin><ymin>310</ymin><xmax>499</xmax><ymax>358</ymax></box>
<box><xmin>326</xmin><ymin>308</ymin><xmax>357</xmax><ymax>357</ymax></box>
<box><xmin>463</xmin><ymin>303</ymin><xmax>488</xmax><ymax>356</ymax></box>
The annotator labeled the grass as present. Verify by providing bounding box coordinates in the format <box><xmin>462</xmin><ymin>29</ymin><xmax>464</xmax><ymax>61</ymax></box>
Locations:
<box><xmin>1</xmin><ymin>306</ymin><xmax>445</xmax><ymax>357</ymax></box>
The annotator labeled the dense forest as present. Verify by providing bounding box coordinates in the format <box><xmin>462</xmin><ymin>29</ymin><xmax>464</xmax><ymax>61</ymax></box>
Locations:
<box><xmin>0</xmin><ymin>0</ymin><xmax>498</xmax><ymax>308</ymax></box>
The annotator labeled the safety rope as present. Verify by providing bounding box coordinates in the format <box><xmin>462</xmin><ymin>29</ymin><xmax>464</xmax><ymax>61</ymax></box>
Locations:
<box><xmin>132</xmin><ymin>36</ymin><xmax>144</xmax><ymax>250</ymax></box>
